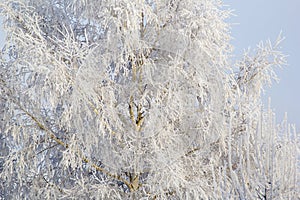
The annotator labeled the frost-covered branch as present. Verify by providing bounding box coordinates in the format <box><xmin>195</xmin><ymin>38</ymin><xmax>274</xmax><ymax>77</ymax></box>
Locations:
<box><xmin>0</xmin><ymin>0</ymin><xmax>298</xmax><ymax>199</ymax></box>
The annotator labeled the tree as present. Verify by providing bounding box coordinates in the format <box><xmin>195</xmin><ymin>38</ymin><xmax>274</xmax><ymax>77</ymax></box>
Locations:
<box><xmin>0</xmin><ymin>0</ymin><xmax>298</xmax><ymax>199</ymax></box>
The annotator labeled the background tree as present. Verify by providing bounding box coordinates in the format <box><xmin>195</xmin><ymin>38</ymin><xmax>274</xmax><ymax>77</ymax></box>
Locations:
<box><xmin>0</xmin><ymin>0</ymin><xmax>298</xmax><ymax>199</ymax></box>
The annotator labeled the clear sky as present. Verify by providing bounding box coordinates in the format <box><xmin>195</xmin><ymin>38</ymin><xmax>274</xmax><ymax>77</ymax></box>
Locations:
<box><xmin>224</xmin><ymin>0</ymin><xmax>300</xmax><ymax>129</ymax></box>
<box><xmin>0</xmin><ymin>1</ymin><xmax>299</xmax><ymax>129</ymax></box>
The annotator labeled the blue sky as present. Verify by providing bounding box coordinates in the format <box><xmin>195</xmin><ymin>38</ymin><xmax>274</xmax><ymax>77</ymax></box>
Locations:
<box><xmin>224</xmin><ymin>0</ymin><xmax>300</xmax><ymax>129</ymax></box>
<box><xmin>0</xmin><ymin>1</ymin><xmax>299</xmax><ymax>128</ymax></box>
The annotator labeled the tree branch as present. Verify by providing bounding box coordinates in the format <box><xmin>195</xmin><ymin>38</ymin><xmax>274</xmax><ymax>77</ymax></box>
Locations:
<box><xmin>1</xmin><ymin>83</ymin><xmax>134</xmax><ymax>192</ymax></box>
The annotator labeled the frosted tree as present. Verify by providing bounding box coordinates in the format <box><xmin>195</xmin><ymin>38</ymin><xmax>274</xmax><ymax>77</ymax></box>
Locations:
<box><xmin>0</xmin><ymin>0</ymin><xmax>298</xmax><ymax>199</ymax></box>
